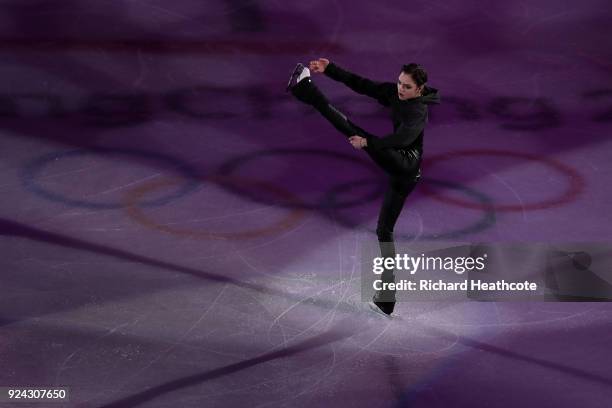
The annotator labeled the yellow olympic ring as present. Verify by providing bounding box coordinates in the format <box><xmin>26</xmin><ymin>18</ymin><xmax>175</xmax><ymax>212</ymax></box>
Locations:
<box><xmin>123</xmin><ymin>176</ymin><xmax>308</xmax><ymax>240</ymax></box>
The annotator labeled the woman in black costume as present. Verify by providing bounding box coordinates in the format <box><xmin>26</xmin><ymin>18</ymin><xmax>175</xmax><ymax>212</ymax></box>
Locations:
<box><xmin>287</xmin><ymin>58</ymin><xmax>440</xmax><ymax>316</ymax></box>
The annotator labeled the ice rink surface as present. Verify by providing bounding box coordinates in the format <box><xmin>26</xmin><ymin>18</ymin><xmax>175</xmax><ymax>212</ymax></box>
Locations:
<box><xmin>1</xmin><ymin>0</ymin><xmax>612</xmax><ymax>406</ymax></box>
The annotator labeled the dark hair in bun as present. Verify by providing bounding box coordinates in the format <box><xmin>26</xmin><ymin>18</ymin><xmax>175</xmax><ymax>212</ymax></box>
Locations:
<box><xmin>401</xmin><ymin>63</ymin><xmax>428</xmax><ymax>87</ymax></box>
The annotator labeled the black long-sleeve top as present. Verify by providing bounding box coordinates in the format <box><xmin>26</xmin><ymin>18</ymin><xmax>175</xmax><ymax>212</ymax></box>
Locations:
<box><xmin>324</xmin><ymin>62</ymin><xmax>440</xmax><ymax>153</ymax></box>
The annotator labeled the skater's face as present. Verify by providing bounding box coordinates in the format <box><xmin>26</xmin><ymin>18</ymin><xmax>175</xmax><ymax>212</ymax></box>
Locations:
<box><xmin>397</xmin><ymin>72</ymin><xmax>423</xmax><ymax>100</ymax></box>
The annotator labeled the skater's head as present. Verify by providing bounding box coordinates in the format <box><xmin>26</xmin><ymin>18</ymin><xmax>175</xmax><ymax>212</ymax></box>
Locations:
<box><xmin>398</xmin><ymin>63</ymin><xmax>427</xmax><ymax>101</ymax></box>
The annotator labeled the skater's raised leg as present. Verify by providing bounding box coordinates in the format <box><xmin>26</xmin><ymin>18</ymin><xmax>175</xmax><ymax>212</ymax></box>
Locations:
<box><xmin>287</xmin><ymin>64</ymin><xmax>366</xmax><ymax>139</ymax></box>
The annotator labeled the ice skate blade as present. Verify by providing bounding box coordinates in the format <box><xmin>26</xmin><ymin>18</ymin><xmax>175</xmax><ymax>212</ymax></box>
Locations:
<box><xmin>368</xmin><ymin>301</ymin><xmax>394</xmax><ymax>318</ymax></box>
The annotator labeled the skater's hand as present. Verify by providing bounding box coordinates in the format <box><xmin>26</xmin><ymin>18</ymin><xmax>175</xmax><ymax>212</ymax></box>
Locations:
<box><xmin>349</xmin><ymin>135</ymin><xmax>367</xmax><ymax>149</ymax></box>
<box><xmin>309</xmin><ymin>58</ymin><xmax>330</xmax><ymax>73</ymax></box>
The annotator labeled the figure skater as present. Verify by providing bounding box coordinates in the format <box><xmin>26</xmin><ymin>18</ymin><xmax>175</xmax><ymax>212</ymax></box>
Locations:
<box><xmin>287</xmin><ymin>58</ymin><xmax>440</xmax><ymax>316</ymax></box>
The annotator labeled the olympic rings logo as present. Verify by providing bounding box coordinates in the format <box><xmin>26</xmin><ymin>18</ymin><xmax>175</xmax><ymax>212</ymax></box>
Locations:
<box><xmin>21</xmin><ymin>147</ymin><xmax>586</xmax><ymax>240</ymax></box>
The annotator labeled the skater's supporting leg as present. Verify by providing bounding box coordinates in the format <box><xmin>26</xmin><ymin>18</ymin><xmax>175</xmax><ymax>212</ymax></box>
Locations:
<box><xmin>374</xmin><ymin>177</ymin><xmax>418</xmax><ymax>308</ymax></box>
<box><xmin>376</xmin><ymin>177</ymin><xmax>418</xmax><ymax>245</ymax></box>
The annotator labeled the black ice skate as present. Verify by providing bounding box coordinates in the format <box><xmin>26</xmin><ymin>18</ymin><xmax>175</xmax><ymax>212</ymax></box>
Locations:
<box><xmin>368</xmin><ymin>293</ymin><xmax>396</xmax><ymax>317</ymax></box>
<box><xmin>286</xmin><ymin>63</ymin><xmax>306</xmax><ymax>92</ymax></box>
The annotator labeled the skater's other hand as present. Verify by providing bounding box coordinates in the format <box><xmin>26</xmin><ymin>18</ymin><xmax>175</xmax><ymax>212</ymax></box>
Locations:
<box><xmin>349</xmin><ymin>135</ymin><xmax>367</xmax><ymax>149</ymax></box>
<box><xmin>309</xmin><ymin>58</ymin><xmax>330</xmax><ymax>73</ymax></box>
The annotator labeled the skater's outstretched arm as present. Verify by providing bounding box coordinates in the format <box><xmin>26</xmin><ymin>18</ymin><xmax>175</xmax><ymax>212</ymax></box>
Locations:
<box><xmin>309</xmin><ymin>58</ymin><xmax>394</xmax><ymax>106</ymax></box>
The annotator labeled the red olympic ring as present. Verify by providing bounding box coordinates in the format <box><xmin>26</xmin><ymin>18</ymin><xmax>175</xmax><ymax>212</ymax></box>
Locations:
<box><xmin>419</xmin><ymin>149</ymin><xmax>585</xmax><ymax>211</ymax></box>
